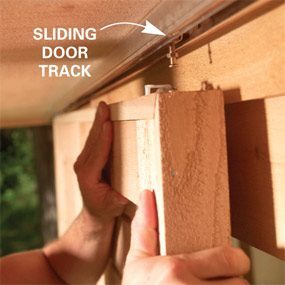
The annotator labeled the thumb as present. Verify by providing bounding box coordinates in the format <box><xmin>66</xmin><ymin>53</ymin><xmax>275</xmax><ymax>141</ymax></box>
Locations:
<box><xmin>126</xmin><ymin>190</ymin><xmax>158</xmax><ymax>263</ymax></box>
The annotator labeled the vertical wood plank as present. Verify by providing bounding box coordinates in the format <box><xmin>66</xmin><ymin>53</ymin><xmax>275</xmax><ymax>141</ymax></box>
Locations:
<box><xmin>155</xmin><ymin>91</ymin><xmax>230</xmax><ymax>255</ymax></box>
<box><xmin>111</xmin><ymin>121</ymin><xmax>139</xmax><ymax>202</ymax></box>
<box><xmin>52</xmin><ymin>122</ymin><xmax>83</xmax><ymax>235</ymax></box>
<box><xmin>226</xmin><ymin>95</ymin><xmax>285</xmax><ymax>260</ymax></box>
<box><xmin>53</xmin><ymin>91</ymin><xmax>231</xmax><ymax>282</ymax></box>
<box><xmin>111</xmin><ymin>91</ymin><xmax>231</xmax><ymax>268</ymax></box>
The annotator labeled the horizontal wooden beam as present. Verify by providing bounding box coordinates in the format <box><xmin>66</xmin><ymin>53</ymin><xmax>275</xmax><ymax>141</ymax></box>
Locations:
<box><xmin>54</xmin><ymin>95</ymin><xmax>156</xmax><ymax>124</ymax></box>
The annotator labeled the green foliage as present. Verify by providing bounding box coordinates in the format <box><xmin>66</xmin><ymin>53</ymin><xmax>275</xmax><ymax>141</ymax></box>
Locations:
<box><xmin>0</xmin><ymin>129</ymin><xmax>43</xmax><ymax>256</ymax></box>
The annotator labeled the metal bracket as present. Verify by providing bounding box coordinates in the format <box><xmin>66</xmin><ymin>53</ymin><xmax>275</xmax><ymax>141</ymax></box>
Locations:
<box><xmin>167</xmin><ymin>43</ymin><xmax>178</xmax><ymax>68</ymax></box>
<box><xmin>166</xmin><ymin>35</ymin><xmax>183</xmax><ymax>68</ymax></box>
<box><xmin>144</xmin><ymin>84</ymin><xmax>174</xmax><ymax>96</ymax></box>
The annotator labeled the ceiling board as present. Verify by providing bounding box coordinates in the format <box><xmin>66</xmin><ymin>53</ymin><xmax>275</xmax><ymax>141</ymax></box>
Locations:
<box><xmin>0</xmin><ymin>0</ymin><xmax>160</xmax><ymax>127</ymax></box>
<box><xmin>0</xmin><ymin>0</ymin><xmax>230</xmax><ymax>127</ymax></box>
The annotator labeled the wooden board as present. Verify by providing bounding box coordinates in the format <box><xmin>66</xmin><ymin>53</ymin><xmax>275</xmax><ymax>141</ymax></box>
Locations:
<box><xmin>54</xmin><ymin>92</ymin><xmax>285</xmax><ymax>262</ymax></box>
<box><xmin>53</xmin><ymin>122</ymin><xmax>83</xmax><ymax>235</ymax></box>
<box><xmin>1</xmin><ymin>2</ymin><xmax>284</xmax><ymax>128</ymax></box>
<box><xmin>53</xmin><ymin>91</ymin><xmax>231</xmax><ymax>282</ymax></box>
<box><xmin>109</xmin><ymin>91</ymin><xmax>230</xmax><ymax>255</ymax></box>
<box><xmin>111</xmin><ymin>121</ymin><xmax>139</xmax><ymax>202</ymax></box>
<box><xmin>0</xmin><ymin>0</ymin><xmax>162</xmax><ymax>127</ymax></box>
<box><xmin>154</xmin><ymin>91</ymin><xmax>230</xmax><ymax>255</ymax></box>
<box><xmin>91</xmin><ymin>4</ymin><xmax>285</xmax><ymax>108</ymax></box>
<box><xmin>108</xmin><ymin>91</ymin><xmax>231</xmax><ymax>274</ymax></box>
<box><xmin>226</xmin><ymin>95</ymin><xmax>285</xmax><ymax>260</ymax></box>
<box><xmin>53</xmin><ymin>92</ymin><xmax>285</xmax><ymax>265</ymax></box>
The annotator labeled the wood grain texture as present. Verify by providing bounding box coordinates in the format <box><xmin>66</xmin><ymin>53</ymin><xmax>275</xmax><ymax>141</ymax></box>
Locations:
<box><xmin>154</xmin><ymin>91</ymin><xmax>230</xmax><ymax>255</ymax></box>
<box><xmin>53</xmin><ymin>122</ymin><xmax>83</xmax><ymax>235</ymax></box>
<box><xmin>53</xmin><ymin>92</ymin><xmax>285</xmax><ymax>265</ymax></box>
<box><xmin>92</xmin><ymin>4</ymin><xmax>285</xmax><ymax>109</ymax></box>
<box><xmin>109</xmin><ymin>91</ymin><xmax>231</xmax><ymax>276</ymax></box>
<box><xmin>110</xmin><ymin>95</ymin><xmax>155</xmax><ymax>121</ymax></box>
<box><xmin>53</xmin><ymin>91</ymin><xmax>231</xmax><ymax>279</ymax></box>
<box><xmin>0</xmin><ymin>0</ymin><xmax>161</xmax><ymax>127</ymax></box>
<box><xmin>111</xmin><ymin>121</ymin><xmax>139</xmax><ymax>202</ymax></box>
<box><xmin>53</xmin><ymin>95</ymin><xmax>155</xmax><ymax>124</ymax></box>
<box><xmin>226</xmin><ymin>95</ymin><xmax>285</xmax><ymax>260</ymax></box>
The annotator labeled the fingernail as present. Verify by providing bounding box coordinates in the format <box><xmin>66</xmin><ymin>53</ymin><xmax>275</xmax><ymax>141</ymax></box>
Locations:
<box><xmin>139</xmin><ymin>189</ymin><xmax>154</xmax><ymax>198</ymax></box>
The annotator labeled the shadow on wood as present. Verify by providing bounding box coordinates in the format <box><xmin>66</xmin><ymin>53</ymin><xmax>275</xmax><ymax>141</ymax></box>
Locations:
<box><xmin>225</xmin><ymin>96</ymin><xmax>285</xmax><ymax>260</ymax></box>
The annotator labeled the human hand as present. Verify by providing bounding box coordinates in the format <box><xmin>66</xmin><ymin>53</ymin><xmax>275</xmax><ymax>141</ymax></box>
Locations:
<box><xmin>73</xmin><ymin>102</ymin><xmax>128</xmax><ymax>222</ymax></box>
<box><xmin>123</xmin><ymin>190</ymin><xmax>250</xmax><ymax>285</ymax></box>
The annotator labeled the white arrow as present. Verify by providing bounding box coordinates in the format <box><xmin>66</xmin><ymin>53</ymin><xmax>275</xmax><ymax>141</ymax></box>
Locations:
<box><xmin>100</xmin><ymin>20</ymin><xmax>165</xmax><ymax>36</ymax></box>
